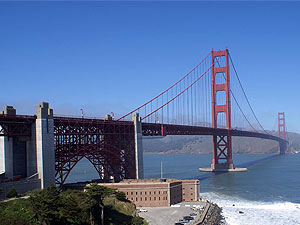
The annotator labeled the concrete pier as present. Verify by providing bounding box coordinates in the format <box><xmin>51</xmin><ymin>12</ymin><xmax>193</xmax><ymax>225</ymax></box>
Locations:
<box><xmin>199</xmin><ymin>163</ymin><xmax>247</xmax><ymax>172</ymax></box>
<box><xmin>199</xmin><ymin>167</ymin><xmax>247</xmax><ymax>172</ymax></box>
<box><xmin>36</xmin><ymin>102</ymin><xmax>55</xmax><ymax>188</ymax></box>
<box><xmin>0</xmin><ymin>107</ymin><xmax>16</xmax><ymax>179</ymax></box>
<box><xmin>0</xmin><ymin>136</ymin><xmax>13</xmax><ymax>179</ymax></box>
<box><xmin>0</xmin><ymin>105</ymin><xmax>48</xmax><ymax>199</ymax></box>
<box><xmin>132</xmin><ymin>113</ymin><xmax>144</xmax><ymax>179</ymax></box>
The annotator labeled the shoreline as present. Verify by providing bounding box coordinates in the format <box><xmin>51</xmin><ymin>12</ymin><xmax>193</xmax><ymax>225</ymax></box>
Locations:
<box><xmin>137</xmin><ymin>200</ymin><xmax>225</xmax><ymax>225</ymax></box>
<box><xmin>201</xmin><ymin>192</ymin><xmax>300</xmax><ymax>225</ymax></box>
<box><xmin>199</xmin><ymin>200</ymin><xmax>226</xmax><ymax>225</ymax></box>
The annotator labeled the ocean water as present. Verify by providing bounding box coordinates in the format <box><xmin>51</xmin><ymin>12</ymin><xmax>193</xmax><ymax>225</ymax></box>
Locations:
<box><xmin>66</xmin><ymin>153</ymin><xmax>300</xmax><ymax>225</ymax></box>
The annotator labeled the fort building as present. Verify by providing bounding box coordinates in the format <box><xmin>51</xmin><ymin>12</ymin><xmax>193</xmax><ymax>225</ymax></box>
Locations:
<box><xmin>100</xmin><ymin>178</ymin><xmax>199</xmax><ymax>207</ymax></box>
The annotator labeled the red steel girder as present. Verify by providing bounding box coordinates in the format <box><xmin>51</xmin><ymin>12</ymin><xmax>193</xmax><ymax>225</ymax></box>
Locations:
<box><xmin>0</xmin><ymin>114</ymin><xmax>35</xmax><ymax>137</ymax></box>
<box><xmin>53</xmin><ymin>117</ymin><xmax>136</xmax><ymax>187</ymax></box>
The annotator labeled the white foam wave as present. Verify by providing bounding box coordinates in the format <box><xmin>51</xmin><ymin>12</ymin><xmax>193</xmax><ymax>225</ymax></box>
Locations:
<box><xmin>201</xmin><ymin>192</ymin><xmax>300</xmax><ymax>225</ymax></box>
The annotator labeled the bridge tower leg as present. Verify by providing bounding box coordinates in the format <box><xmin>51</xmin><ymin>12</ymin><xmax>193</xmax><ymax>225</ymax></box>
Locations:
<box><xmin>278</xmin><ymin>112</ymin><xmax>286</xmax><ymax>154</ymax></box>
<box><xmin>211</xmin><ymin>49</ymin><xmax>234</xmax><ymax>170</ymax></box>
<box><xmin>132</xmin><ymin>113</ymin><xmax>144</xmax><ymax>179</ymax></box>
<box><xmin>36</xmin><ymin>102</ymin><xmax>55</xmax><ymax>188</ymax></box>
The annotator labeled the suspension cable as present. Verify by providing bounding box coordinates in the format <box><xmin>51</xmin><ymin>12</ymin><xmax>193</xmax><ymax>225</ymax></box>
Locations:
<box><xmin>142</xmin><ymin>56</ymin><xmax>220</xmax><ymax>120</ymax></box>
<box><xmin>228</xmin><ymin>52</ymin><xmax>269</xmax><ymax>134</ymax></box>
<box><xmin>117</xmin><ymin>51</ymin><xmax>211</xmax><ymax>121</ymax></box>
<box><xmin>215</xmin><ymin>59</ymin><xmax>256</xmax><ymax>131</ymax></box>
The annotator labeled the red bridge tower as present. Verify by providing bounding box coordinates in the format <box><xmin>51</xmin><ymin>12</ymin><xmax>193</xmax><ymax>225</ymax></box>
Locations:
<box><xmin>211</xmin><ymin>49</ymin><xmax>235</xmax><ymax>170</ymax></box>
<box><xmin>278</xmin><ymin>112</ymin><xmax>286</xmax><ymax>154</ymax></box>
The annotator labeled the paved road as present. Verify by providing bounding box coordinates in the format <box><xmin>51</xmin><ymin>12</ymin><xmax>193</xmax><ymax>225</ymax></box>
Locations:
<box><xmin>138</xmin><ymin>201</ymin><xmax>206</xmax><ymax>225</ymax></box>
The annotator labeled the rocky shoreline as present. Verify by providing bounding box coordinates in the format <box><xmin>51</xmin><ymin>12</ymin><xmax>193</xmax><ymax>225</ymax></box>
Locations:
<box><xmin>203</xmin><ymin>202</ymin><xmax>225</xmax><ymax>225</ymax></box>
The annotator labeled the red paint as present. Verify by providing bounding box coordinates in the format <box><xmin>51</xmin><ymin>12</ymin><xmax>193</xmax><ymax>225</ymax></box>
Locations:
<box><xmin>211</xmin><ymin>49</ymin><xmax>233</xmax><ymax>168</ymax></box>
<box><xmin>278</xmin><ymin>112</ymin><xmax>286</xmax><ymax>154</ymax></box>
<box><xmin>53</xmin><ymin>117</ymin><xmax>136</xmax><ymax>186</ymax></box>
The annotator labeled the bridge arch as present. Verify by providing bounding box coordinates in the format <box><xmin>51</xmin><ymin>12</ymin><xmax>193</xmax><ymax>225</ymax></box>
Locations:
<box><xmin>55</xmin><ymin>142</ymin><xmax>128</xmax><ymax>187</ymax></box>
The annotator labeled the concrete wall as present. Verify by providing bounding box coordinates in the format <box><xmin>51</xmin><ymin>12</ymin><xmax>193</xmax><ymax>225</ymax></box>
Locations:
<box><xmin>26</xmin><ymin>123</ymin><xmax>37</xmax><ymax>177</ymax></box>
<box><xmin>0</xmin><ymin>136</ymin><xmax>6</xmax><ymax>175</ymax></box>
<box><xmin>13</xmin><ymin>138</ymin><xmax>27</xmax><ymax>178</ymax></box>
<box><xmin>0</xmin><ymin>179</ymin><xmax>41</xmax><ymax>200</ymax></box>
<box><xmin>0</xmin><ymin>105</ymin><xmax>38</xmax><ymax>181</ymax></box>
<box><xmin>0</xmin><ymin>106</ymin><xmax>18</xmax><ymax>180</ymax></box>
<box><xmin>0</xmin><ymin>136</ymin><xmax>14</xmax><ymax>179</ymax></box>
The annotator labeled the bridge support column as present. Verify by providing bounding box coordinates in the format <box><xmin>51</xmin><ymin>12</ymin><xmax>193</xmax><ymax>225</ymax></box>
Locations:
<box><xmin>211</xmin><ymin>134</ymin><xmax>234</xmax><ymax>170</ymax></box>
<box><xmin>278</xmin><ymin>112</ymin><xmax>286</xmax><ymax>154</ymax></box>
<box><xmin>211</xmin><ymin>49</ymin><xmax>234</xmax><ymax>170</ymax></box>
<box><xmin>0</xmin><ymin>106</ymin><xmax>17</xmax><ymax>179</ymax></box>
<box><xmin>132</xmin><ymin>113</ymin><xmax>144</xmax><ymax>179</ymax></box>
<box><xmin>0</xmin><ymin>137</ymin><xmax>13</xmax><ymax>179</ymax></box>
<box><xmin>200</xmin><ymin>49</ymin><xmax>246</xmax><ymax>172</ymax></box>
<box><xmin>279</xmin><ymin>141</ymin><xmax>287</xmax><ymax>155</ymax></box>
<box><xmin>36</xmin><ymin>102</ymin><xmax>55</xmax><ymax>188</ymax></box>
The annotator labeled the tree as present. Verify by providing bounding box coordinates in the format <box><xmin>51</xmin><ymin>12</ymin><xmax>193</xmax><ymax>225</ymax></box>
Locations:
<box><xmin>85</xmin><ymin>183</ymin><xmax>115</xmax><ymax>225</ymax></box>
<box><xmin>29</xmin><ymin>184</ymin><xmax>62</xmax><ymax>225</ymax></box>
<box><xmin>59</xmin><ymin>190</ymin><xmax>93</xmax><ymax>225</ymax></box>
<box><xmin>115</xmin><ymin>191</ymin><xmax>127</xmax><ymax>202</ymax></box>
<box><xmin>6</xmin><ymin>187</ymin><xmax>18</xmax><ymax>198</ymax></box>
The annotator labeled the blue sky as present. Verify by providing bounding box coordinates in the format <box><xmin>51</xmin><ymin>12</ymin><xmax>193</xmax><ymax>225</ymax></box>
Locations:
<box><xmin>0</xmin><ymin>2</ymin><xmax>300</xmax><ymax>133</ymax></box>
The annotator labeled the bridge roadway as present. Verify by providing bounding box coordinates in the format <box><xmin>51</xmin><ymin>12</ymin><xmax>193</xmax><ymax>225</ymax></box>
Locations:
<box><xmin>142</xmin><ymin>122</ymin><xmax>286</xmax><ymax>145</ymax></box>
<box><xmin>0</xmin><ymin>113</ymin><xmax>287</xmax><ymax>187</ymax></box>
<box><xmin>0</xmin><ymin>114</ymin><xmax>286</xmax><ymax>146</ymax></box>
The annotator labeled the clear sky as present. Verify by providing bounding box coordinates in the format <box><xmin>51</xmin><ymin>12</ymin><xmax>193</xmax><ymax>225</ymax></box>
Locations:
<box><xmin>0</xmin><ymin>1</ymin><xmax>300</xmax><ymax>133</ymax></box>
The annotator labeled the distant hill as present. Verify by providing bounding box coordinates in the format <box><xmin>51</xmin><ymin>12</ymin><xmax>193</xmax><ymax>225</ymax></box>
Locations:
<box><xmin>142</xmin><ymin>131</ymin><xmax>300</xmax><ymax>154</ymax></box>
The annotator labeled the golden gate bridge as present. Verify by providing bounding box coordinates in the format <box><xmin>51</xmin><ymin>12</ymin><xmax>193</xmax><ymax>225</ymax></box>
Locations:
<box><xmin>0</xmin><ymin>49</ymin><xmax>287</xmax><ymax>187</ymax></box>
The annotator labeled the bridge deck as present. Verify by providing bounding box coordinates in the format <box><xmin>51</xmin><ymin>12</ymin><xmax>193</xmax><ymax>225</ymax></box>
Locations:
<box><xmin>142</xmin><ymin>122</ymin><xmax>287</xmax><ymax>144</ymax></box>
<box><xmin>0</xmin><ymin>114</ymin><xmax>287</xmax><ymax>145</ymax></box>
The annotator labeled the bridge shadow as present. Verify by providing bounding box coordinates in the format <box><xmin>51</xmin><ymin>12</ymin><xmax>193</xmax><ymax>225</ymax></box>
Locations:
<box><xmin>192</xmin><ymin>154</ymin><xmax>281</xmax><ymax>181</ymax></box>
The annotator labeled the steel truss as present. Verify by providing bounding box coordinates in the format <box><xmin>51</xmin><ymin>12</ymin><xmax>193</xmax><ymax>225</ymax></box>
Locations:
<box><xmin>0</xmin><ymin>115</ymin><xmax>35</xmax><ymax>137</ymax></box>
<box><xmin>54</xmin><ymin>117</ymin><xmax>136</xmax><ymax>186</ymax></box>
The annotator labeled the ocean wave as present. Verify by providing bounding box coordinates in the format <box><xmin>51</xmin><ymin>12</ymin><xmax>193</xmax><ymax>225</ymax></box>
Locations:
<box><xmin>201</xmin><ymin>192</ymin><xmax>300</xmax><ymax>225</ymax></box>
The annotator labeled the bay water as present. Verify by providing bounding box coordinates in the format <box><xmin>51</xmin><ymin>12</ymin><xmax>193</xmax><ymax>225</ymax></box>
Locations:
<box><xmin>66</xmin><ymin>153</ymin><xmax>300</xmax><ymax>225</ymax></box>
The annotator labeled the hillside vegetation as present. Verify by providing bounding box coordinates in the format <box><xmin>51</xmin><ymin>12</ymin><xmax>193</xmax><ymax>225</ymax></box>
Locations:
<box><xmin>143</xmin><ymin>131</ymin><xmax>300</xmax><ymax>154</ymax></box>
<box><xmin>0</xmin><ymin>184</ymin><xmax>147</xmax><ymax>225</ymax></box>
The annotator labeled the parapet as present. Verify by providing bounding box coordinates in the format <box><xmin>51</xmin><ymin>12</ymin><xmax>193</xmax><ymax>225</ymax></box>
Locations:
<box><xmin>36</xmin><ymin>102</ymin><xmax>53</xmax><ymax>119</ymax></box>
<box><xmin>0</xmin><ymin>106</ymin><xmax>16</xmax><ymax>115</ymax></box>
<box><xmin>104</xmin><ymin>114</ymin><xmax>112</xmax><ymax>120</ymax></box>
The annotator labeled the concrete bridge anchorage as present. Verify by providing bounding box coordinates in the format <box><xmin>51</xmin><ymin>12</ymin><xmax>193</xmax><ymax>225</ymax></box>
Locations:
<box><xmin>0</xmin><ymin>102</ymin><xmax>144</xmax><ymax>197</ymax></box>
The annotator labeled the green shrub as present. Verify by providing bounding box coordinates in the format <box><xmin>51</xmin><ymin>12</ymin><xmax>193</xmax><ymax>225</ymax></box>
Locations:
<box><xmin>115</xmin><ymin>191</ymin><xmax>127</xmax><ymax>202</ymax></box>
<box><xmin>132</xmin><ymin>216</ymin><xmax>148</xmax><ymax>225</ymax></box>
<box><xmin>0</xmin><ymin>199</ymin><xmax>38</xmax><ymax>225</ymax></box>
<box><xmin>6</xmin><ymin>187</ymin><xmax>18</xmax><ymax>198</ymax></box>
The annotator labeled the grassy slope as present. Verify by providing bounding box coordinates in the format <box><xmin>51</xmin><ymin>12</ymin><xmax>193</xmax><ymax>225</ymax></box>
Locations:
<box><xmin>104</xmin><ymin>197</ymin><xmax>136</xmax><ymax>225</ymax></box>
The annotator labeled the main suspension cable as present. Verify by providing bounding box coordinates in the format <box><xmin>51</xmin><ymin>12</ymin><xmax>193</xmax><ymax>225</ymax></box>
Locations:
<box><xmin>228</xmin><ymin>52</ymin><xmax>269</xmax><ymax>134</ymax></box>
